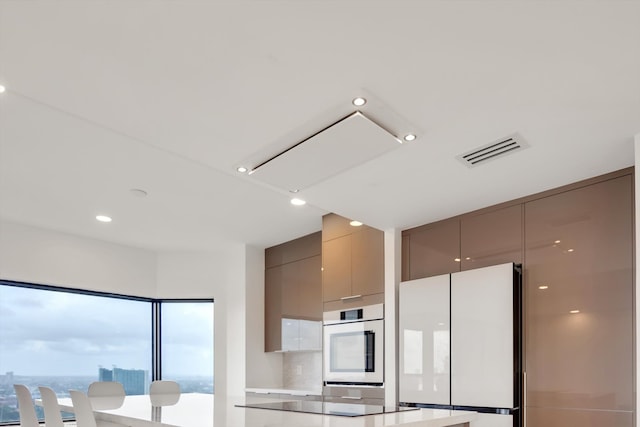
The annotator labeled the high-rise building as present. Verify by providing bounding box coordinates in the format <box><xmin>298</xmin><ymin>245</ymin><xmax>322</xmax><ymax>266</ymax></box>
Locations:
<box><xmin>97</xmin><ymin>367</ymin><xmax>148</xmax><ymax>395</ymax></box>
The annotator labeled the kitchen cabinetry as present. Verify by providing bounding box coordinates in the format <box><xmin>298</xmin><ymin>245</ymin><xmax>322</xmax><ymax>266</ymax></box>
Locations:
<box><xmin>403</xmin><ymin>218</ymin><xmax>460</xmax><ymax>281</ymax></box>
<box><xmin>524</xmin><ymin>175</ymin><xmax>633</xmax><ymax>427</ymax></box>
<box><xmin>460</xmin><ymin>204</ymin><xmax>522</xmax><ymax>271</ymax></box>
<box><xmin>265</xmin><ymin>232</ymin><xmax>322</xmax><ymax>352</ymax></box>
<box><xmin>321</xmin><ymin>214</ymin><xmax>384</xmax><ymax>304</ymax></box>
<box><xmin>404</xmin><ymin>205</ymin><xmax>522</xmax><ymax>280</ymax></box>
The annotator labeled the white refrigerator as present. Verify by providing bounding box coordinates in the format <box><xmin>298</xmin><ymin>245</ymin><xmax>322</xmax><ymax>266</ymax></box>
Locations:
<box><xmin>399</xmin><ymin>263</ymin><xmax>523</xmax><ymax>427</ymax></box>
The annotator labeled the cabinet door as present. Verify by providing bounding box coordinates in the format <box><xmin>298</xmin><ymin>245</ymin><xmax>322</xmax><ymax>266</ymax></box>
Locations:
<box><xmin>352</xmin><ymin>226</ymin><xmax>384</xmax><ymax>297</ymax></box>
<box><xmin>406</xmin><ymin>218</ymin><xmax>460</xmax><ymax>280</ymax></box>
<box><xmin>524</xmin><ymin>175</ymin><xmax>633</xmax><ymax>422</ymax></box>
<box><xmin>296</xmin><ymin>255</ymin><xmax>322</xmax><ymax>320</ymax></box>
<box><xmin>451</xmin><ymin>263</ymin><xmax>514</xmax><ymax>408</ymax></box>
<box><xmin>461</xmin><ymin>204</ymin><xmax>522</xmax><ymax>271</ymax></box>
<box><xmin>322</xmin><ymin>235</ymin><xmax>352</xmax><ymax>302</ymax></box>
<box><xmin>399</xmin><ymin>274</ymin><xmax>450</xmax><ymax>405</ymax></box>
<box><xmin>264</xmin><ymin>266</ymin><xmax>283</xmax><ymax>352</ymax></box>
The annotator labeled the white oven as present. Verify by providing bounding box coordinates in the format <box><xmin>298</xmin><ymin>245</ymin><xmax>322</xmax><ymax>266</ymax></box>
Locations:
<box><xmin>323</xmin><ymin>304</ymin><xmax>384</xmax><ymax>386</ymax></box>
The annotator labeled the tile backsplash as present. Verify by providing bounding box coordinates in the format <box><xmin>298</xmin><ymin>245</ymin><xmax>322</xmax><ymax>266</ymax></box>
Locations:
<box><xmin>283</xmin><ymin>351</ymin><xmax>322</xmax><ymax>390</ymax></box>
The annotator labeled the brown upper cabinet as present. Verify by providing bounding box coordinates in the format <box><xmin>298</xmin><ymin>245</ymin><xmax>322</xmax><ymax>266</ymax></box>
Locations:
<box><xmin>460</xmin><ymin>204</ymin><xmax>522</xmax><ymax>271</ymax></box>
<box><xmin>265</xmin><ymin>231</ymin><xmax>322</xmax><ymax>352</ymax></box>
<box><xmin>403</xmin><ymin>217</ymin><xmax>461</xmax><ymax>281</ymax></box>
<box><xmin>322</xmin><ymin>214</ymin><xmax>384</xmax><ymax>303</ymax></box>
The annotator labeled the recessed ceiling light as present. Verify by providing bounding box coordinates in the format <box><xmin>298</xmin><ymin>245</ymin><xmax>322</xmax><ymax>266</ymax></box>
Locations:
<box><xmin>0</xmin><ymin>85</ymin><xmax>5</xmax><ymax>94</ymax></box>
<box><xmin>237</xmin><ymin>166</ymin><xmax>248</xmax><ymax>173</ymax></box>
<box><xmin>554</xmin><ymin>240</ymin><xmax>561</xmax><ymax>244</ymax></box>
<box><xmin>350</xmin><ymin>220</ymin><xmax>363</xmax><ymax>227</ymax></box>
<box><xmin>538</xmin><ymin>285</ymin><xmax>549</xmax><ymax>290</ymax></box>
<box><xmin>352</xmin><ymin>97</ymin><xmax>367</xmax><ymax>107</ymax></box>
<box><xmin>290</xmin><ymin>189</ymin><xmax>299</xmax><ymax>193</ymax></box>
<box><xmin>96</xmin><ymin>215</ymin><xmax>112</xmax><ymax>223</ymax></box>
<box><xmin>567</xmin><ymin>248</ymin><xmax>574</xmax><ymax>252</ymax></box>
<box><xmin>290</xmin><ymin>198</ymin><xmax>306</xmax><ymax>206</ymax></box>
<box><xmin>129</xmin><ymin>188</ymin><xmax>148</xmax><ymax>198</ymax></box>
<box><xmin>465</xmin><ymin>257</ymin><xmax>471</xmax><ymax>260</ymax></box>
<box><xmin>403</xmin><ymin>134</ymin><xmax>416</xmax><ymax>142</ymax></box>
<box><xmin>454</xmin><ymin>258</ymin><xmax>461</xmax><ymax>262</ymax></box>
<box><xmin>570</xmin><ymin>309</ymin><xmax>580</xmax><ymax>314</ymax></box>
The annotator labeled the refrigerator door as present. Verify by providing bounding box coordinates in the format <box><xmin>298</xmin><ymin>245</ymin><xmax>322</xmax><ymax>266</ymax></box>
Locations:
<box><xmin>451</xmin><ymin>262</ymin><xmax>514</xmax><ymax>408</ymax></box>
<box><xmin>399</xmin><ymin>274</ymin><xmax>450</xmax><ymax>405</ymax></box>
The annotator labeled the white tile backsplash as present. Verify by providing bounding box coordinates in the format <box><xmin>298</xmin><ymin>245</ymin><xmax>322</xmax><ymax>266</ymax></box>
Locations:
<box><xmin>283</xmin><ymin>351</ymin><xmax>322</xmax><ymax>390</ymax></box>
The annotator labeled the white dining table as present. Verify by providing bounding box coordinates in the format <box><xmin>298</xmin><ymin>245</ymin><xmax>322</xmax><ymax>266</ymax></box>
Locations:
<box><xmin>51</xmin><ymin>393</ymin><xmax>475</xmax><ymax>427</ymax></box>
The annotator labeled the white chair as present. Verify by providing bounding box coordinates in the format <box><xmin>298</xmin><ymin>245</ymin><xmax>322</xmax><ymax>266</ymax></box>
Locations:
<box><xmin>69</xmin><ymin>390</ymin><xmax>126</xmax><ymax>427</ymax></box>
<box><xmin>38</xmin><ymin>386</ymin><xmax>64</xmax><ymax>427</ymax></box>
<box><xmin>87</xmin><ymin>381</ymin><xmax>125</xmax><ymax>410</ymax></box>
<box><xmin>13</xmin><ymin>384</ymin><xmax>39</xmax><ymax>427</ymax></box>
<box><xmin>149</xmin><ymin>380</ymin><xmax>180</xmax><ymax>406</ymax></box>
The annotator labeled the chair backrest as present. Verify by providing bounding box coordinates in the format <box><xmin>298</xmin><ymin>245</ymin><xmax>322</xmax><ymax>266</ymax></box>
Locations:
<box><xmin>87</xmin><ymin>381</ymin><xmax>125</xmax><ymax>410</ymax></box>
<box><xmin>69</xmin><ymin>390</ymin><xmax>98</xmax><ymax>427</ymax></box>
<box><xmin>149</xmin><ymin>380</ymin><xmax>180</xmax><ymax>406</ymax></box>
<box><xmin>38</xmin><ymin>386</ymin><xmax>64</xmax><ymax>427</ymax></box>
<box><xmin>13</xmin><ymin>384</ymin><xmax>39</xmax><ymax>427</ymax></box>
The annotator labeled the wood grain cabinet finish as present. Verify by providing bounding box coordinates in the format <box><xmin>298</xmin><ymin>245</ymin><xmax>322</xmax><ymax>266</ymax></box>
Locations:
<box><xmin>265</xmin><ymin>232</ymin><xmax>322</xmax><ymax>352</ymax></box>
<box><xmin>460</xmin><ymin>204</ymin><xmax>522</xmax><ymax>271</ymax></box>
<box><xmin>322</xmin><ymin>214</ymin><xmax>384</xmax><ymax>303</ymax></box>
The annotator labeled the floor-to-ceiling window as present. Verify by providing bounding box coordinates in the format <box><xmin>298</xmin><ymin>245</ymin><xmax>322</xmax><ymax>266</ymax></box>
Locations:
<box><xmin>159</xmin><ymin>301</ymin><xmax>214</xmax><ymax>394</ymax></box>
<box><xmin>0</xmin><ymin>281</ymin><xmax>214</xmax><ymax>425</ymax></box>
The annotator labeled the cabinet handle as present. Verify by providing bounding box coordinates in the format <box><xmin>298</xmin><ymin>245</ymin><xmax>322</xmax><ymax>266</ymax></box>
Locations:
<box><xmin>340</xmin><ymin>396</ymin><xmax>362</xmax><ymax>400</ymax></box>
<box><xmin>340</xmin><ymin>295</ymin><xmax>362</xmax><ymax>301</ymax></box>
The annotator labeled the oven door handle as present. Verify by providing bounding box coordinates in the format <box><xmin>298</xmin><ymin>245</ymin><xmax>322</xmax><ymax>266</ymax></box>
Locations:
<box><xmin>340</xmin><ymin>396</ymin><xmax>363</xmax><ymax>400</ymax></box>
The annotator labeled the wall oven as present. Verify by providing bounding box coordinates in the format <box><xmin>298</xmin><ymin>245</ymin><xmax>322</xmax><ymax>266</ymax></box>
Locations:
<box><xmin>323</xmin><ymin>303</ymin><xmax>384</xmax><ymax>387</ymax></box>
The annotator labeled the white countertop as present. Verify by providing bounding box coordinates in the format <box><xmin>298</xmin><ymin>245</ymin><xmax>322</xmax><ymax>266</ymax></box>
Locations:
<box><xmin>245</xmin><ymin>387</ymin><xmax>323</xmax><ymax>396</ymax></box>
<box><xmin>51</xmin><ymin>393</ymin><xmax>476</xmax><ymax>427</ymax></box>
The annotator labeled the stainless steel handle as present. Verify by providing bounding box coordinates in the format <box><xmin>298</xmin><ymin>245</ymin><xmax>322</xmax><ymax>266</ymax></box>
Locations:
<box><xmin>340</xmin><ymin>396</ymin><xmax>362</xmax><ymax>400</ymax></box>
<box><xmin>340</xmin><ymin>295</ymin><xmax>362</xmax><ymax>301</ymax></box>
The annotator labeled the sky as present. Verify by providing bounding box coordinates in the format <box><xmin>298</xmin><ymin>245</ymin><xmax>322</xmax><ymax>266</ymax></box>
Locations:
<box><xmin>0</xmin><ymin>284</ymin><xmax>213</xmax><ymax>377</ymax></box>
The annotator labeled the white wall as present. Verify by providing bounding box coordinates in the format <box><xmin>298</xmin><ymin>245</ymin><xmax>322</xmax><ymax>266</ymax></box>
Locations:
<box><xmin>244</xmin><ymin>245</ymin><xmax>284</xmax><ymax>388</ymax></box>
<box><xmin>384</xmin><ymin>228</ymin><xmax>401</xmax><ymax>406</ymax></box>
<box><xmin>0</xmin><ymin>220</ymin><xmax>259</xmax><ymax>398</ymax></box>
<box><xmin>0</xmin><ymin>220</ymin><xmax>156</xmax><ymax>296</ymax></box>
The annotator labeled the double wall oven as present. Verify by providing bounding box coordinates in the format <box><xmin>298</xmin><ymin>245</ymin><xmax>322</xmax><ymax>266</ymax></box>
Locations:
<box><xmin>323</xmin><ymin>303</ymin><xmax>384</xmax><ymax>387</ymax></box>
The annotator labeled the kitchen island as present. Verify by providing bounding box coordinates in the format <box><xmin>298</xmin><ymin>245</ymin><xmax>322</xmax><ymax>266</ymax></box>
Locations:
<box><xmin>51</xmin><ymin>393</ymin><xmax>475</xmax><ymax>427</ymax></box>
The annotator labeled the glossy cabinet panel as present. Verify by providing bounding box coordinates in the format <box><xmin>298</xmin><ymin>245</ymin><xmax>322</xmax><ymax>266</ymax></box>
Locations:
<box><xmin>265</xmin><ymin>234</ymin><xmax>322</xmax><ymax>352</ymax></box>
<box><xmin>352</xmin><ymin>226</ymin><xmax>384</xmax><ymax>297</ymax></box>
<box><xmin>525</xmin><ymin>176</ymin><xmax>633</xmax><ymax>418</ymax></box>
<box><xmin>322</xmin><ymin>235</ymin><xmax>352</xmax><ymax>302</ymax></box>
<box><xmin>450</xmin><ymin>263</ymin><xmax>514</xmax><ymax>408</ymax></box>
<box><xmin>461</xmin><ymin>204</ymin><xmax>522</xmax><ymax>271</ymax></box>
<box><xmin>265</xmin><ymin>266</ymin><xmax>283</xmax><ymax>352</ymax></box>
<box><xmin>399</xmin><ymin>274</ymin><xmax>451</xmax><ymax>405</ymax></box>
<box><xmin>265</xmin><ymin>232</ymin><xmax>321</xmax><ymax>268</ymax></box>
<box><xmin>322</xmin><ymin>213</ymin><xmax>385</xmax><ymax>302</ymax></box>
<box><xmin>406</xmin><ymin>218</ymin><xmax>460</xmax><ymax>280</ymax></box>
<box><xmin>526</xmin><ymin>407</ymin><xmax>633</xmax><ymax>427</ymax></box>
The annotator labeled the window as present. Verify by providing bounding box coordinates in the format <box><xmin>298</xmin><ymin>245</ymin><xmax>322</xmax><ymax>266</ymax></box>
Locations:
<box><xmin>159</xmin><ymin>302</ymin><xmax>214</xmax><ymax>393</ymax></box>
<box><xmin>0</xmin><ymin>281</ymin><xmax>213</xmax><ymax>425</ymax></box>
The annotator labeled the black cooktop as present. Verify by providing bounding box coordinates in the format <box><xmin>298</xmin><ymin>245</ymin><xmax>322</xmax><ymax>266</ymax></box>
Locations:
<box><xmin>237</xmin><ymin>401</ymin><xmax>419</xmax><ymax>417</ymax></box>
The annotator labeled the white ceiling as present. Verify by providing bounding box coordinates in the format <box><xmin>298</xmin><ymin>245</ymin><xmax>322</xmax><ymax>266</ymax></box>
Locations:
<box><xmin>1</xmin><ymin>1</ymin><xmax>638</xmax><ymax>253</ymax></box>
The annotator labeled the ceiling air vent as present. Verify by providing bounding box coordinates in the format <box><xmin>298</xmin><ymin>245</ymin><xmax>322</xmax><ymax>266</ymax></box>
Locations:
<box><xmin>456</xmin><ymin>133</ymin><xmax>529</xmax><ymax>168</ymax></box>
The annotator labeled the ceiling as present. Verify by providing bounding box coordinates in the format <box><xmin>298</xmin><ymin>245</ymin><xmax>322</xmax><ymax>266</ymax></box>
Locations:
<box><xmin>1</xmin><ymin>1</ymin><xmax>638</xmax><ymax>253</ymax></box>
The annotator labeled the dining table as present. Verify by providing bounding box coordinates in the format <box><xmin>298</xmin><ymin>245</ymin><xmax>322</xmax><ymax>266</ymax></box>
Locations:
<box><xmin>50</xmin><ymin>393</ymin><xmax>476</xmax><ymax>427</ymax></box>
